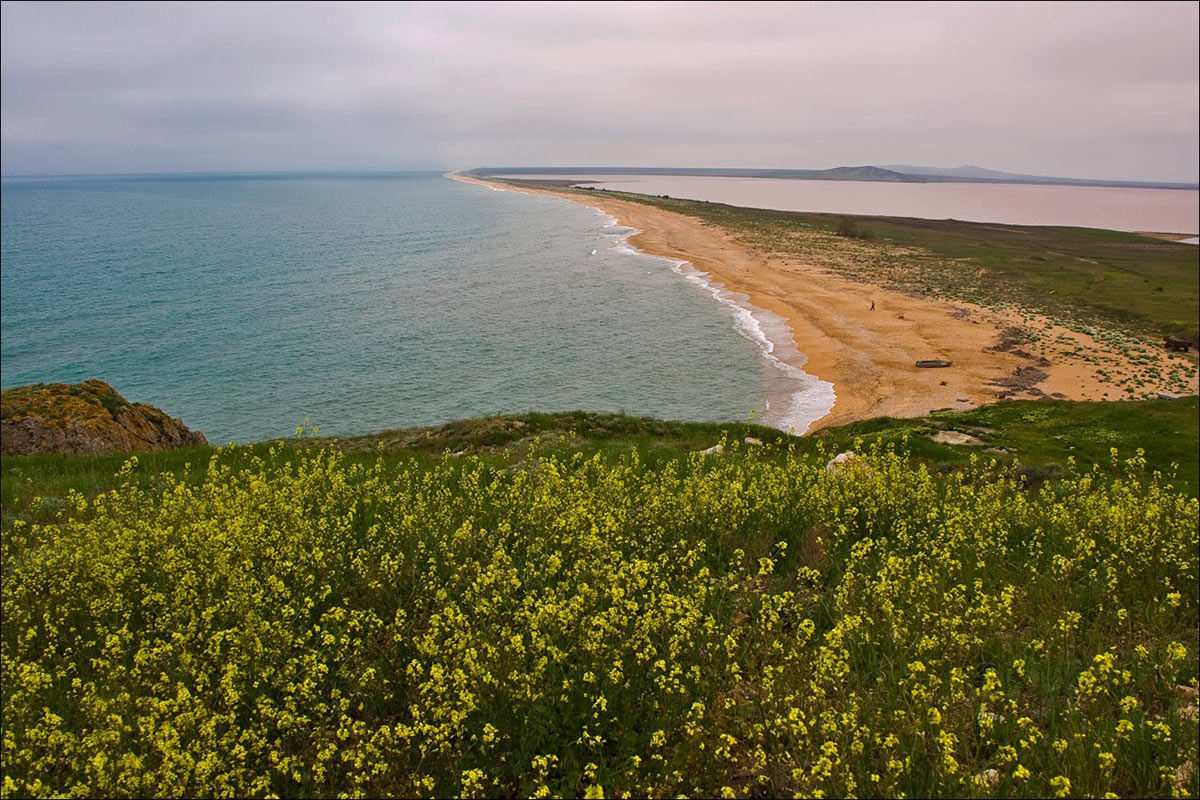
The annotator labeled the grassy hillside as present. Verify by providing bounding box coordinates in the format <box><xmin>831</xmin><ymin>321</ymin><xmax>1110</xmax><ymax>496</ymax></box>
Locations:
<box><xmin>524</xmin><ymin>183</ymin><xmax>1200</xmax><ymax>344</ymax></box>
<box><xmin>3</xmin><ymin>404</ymin><xmax>1197</xmax><ymax>798</ymax></box>
<box><xmin>5</xmin><ymin>398</ymin><xmax>1197</xmax><ymax>520</ymax></box>
<box><xmin>812</xmin><ymin>396</ymin><xmax>1200</xmax><ymax>495</ymax></box>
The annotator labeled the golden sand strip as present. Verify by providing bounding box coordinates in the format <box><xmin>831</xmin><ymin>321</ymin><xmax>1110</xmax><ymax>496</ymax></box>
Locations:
<box><xmin>450</xmin><ymin>174</ymin><xmax>1197</xmax><ymax>431</ymax></box>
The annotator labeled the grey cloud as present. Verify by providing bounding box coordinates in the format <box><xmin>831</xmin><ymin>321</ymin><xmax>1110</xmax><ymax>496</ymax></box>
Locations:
<box><xmin>2</xmin><ymin>1</ymin><xmax>1196</xmax><ymax>180</ymax></box>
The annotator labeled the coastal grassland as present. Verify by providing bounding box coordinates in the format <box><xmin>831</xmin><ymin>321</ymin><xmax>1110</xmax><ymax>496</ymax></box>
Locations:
<box><xmin>813</xmin><ymin>395</ymin><xmax>1200</xmax><ymax>496</ymax></box>
<box><xmin>2</xmin><ymin>402</ymin><xmax>1198</xmax><ymax>798</ymax></box>
<box><xmin>0</xmin><ymin>415</ymin><xmax>788</xmax><ymax>524</ymax></box>
<box><xmin>4</xmin><ymin>398</ymin><xmax>1198</xmax><ymax>521</ymax></box>
<box><xmin>527</xmin><ymin>183</ymin><xmax>1200</xmax><ymax>345</ymax></box>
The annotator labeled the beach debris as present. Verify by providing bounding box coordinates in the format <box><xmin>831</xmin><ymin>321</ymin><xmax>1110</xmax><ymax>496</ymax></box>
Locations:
<box><xmin>743</xmin><ymin>436</ymin><xmax>763</xmax><ymax>446</ymax></box>
<box><xmin>1158</xmin><ymin>392</ymin><xmax>1182</xmax><ymax>400</ymax></box>
<box><xmin>699</xmin><ymin>443</ymin><xmax>724</xmax><ymax>456</ymax></box>
<box><xmin>825</xmin><ymin>451</ymin><xmax>863</xmax><ymax>476</ymax></box>
<box><xmin>956</xmin><ymin>397</ymin><xmax>969</xmax><ymax>403</ymax></box>
<box><xmin>916</xmin><ymin>359</ymin><xmax>952</xmax><ymax>368</ymax></box>
<box><xmin>929</xmin><ymin>430</ymin><xmax>985</xmax><ymax>446</ymax></box>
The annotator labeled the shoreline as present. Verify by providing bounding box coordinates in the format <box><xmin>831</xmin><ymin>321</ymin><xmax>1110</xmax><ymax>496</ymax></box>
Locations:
<box><xmin>452</xmin><ymin>172</ymin><xmax>835</xmax><ymax>433</ymax></box>
<box><xmin>589</xmin><ymin>197</ymin><xmax>837</xmax><ymax>434</ymax></box>
<box><xmin>450</xmin><ymin>173</ymin><xmax>1198</xmax><ymax>431</ymax></box>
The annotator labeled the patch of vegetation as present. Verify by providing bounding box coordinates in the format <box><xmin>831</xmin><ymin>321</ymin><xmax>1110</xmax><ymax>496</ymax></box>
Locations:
<box><xmin>3</xmin><ymin>414</ymin><xmax>1197</xmax><ymax>797</ymax></box>
<box><xmin>834</xmin><ymin>216</ymin><xmax>871</xmax><ymax>239</ymax></box>
<box><xmin>812</xmin><ymin>395</ymin><xmax>1200</xmax><ymax>496</ymax></box>
<box><xmin>5</xmin><ymin>398</ymin><xmax>1197</xmax><ymax>524</ymax></box>
<box><xmin>1</xmin><ymin>379</ymin><xmax>131</xmax><ymax>425</ymax></box>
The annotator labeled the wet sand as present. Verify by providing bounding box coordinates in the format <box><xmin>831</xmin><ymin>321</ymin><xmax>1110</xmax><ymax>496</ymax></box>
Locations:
<box><xmin>451</xmin><ymin>174</ymin><xmax>1198</xmax><ymax>431</ymax></box>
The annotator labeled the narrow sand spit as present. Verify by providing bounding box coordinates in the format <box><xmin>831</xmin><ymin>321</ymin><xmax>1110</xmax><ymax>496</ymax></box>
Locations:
<box><xmin>451</xmin><ymin>174</ymin><xmax>1198</xmax><ymax>431</ymax></box>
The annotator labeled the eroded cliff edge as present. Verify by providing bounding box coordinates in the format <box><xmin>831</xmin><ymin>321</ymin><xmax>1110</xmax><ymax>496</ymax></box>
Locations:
<box><xmin>1</xmin><ymin>379</ymin><xmax>207</xmax><ymax>454</ymax></box>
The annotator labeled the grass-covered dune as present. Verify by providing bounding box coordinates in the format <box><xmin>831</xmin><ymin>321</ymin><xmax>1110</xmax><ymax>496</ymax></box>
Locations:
<box><xmin>2</xmin><ymin>400</ymin><xmax>1198</xmax><ymax>798</ymax></box>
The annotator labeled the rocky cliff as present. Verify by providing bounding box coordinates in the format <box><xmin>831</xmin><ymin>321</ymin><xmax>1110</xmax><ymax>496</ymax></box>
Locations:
<box><xmin>1</xmin><ymin>379</ymin><xmax>207</xmax><ymax>455</ymax></box>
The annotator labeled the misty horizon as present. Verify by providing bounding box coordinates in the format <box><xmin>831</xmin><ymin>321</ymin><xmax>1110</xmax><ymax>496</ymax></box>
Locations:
<box><xmin>2</xmin><ymin>2</ymin><xmax>1198</xmax><ymax>183</ymax></box>
<box><xmin>3</xmin><ymin>163</ymin><xmax>1197</xmax><ymax>188</ymax></box>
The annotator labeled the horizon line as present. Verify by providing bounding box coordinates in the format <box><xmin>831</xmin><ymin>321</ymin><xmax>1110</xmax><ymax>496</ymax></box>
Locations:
<box><xmin>0</xmin><ymin>168</ymin><xmax>453</xmax><ymax>180</ymax></box>
<box><xmin>466</xmin><ymin>165</ymin><xmax>1200</xmax><ymax>189</ymax></box>
<box><xmin>3</xmin><ymin>165</ymin><xmax>1197</xmax><ymax>188</ymax></box>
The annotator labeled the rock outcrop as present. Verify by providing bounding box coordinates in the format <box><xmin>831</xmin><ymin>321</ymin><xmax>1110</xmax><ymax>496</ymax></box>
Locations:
<box><xmin>1</xmin><ymin>379</ymin><xmax>207</xmax><ymax>455</ymax></box>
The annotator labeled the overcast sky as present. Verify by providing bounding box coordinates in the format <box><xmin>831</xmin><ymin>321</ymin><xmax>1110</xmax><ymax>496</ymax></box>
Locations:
<box><xmin>2</xmin><ymin>1</ymin><xmax>1197</xmax><ymax>181</ymax></box>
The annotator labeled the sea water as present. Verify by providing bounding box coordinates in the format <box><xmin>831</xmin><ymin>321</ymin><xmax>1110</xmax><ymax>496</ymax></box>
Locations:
<box><xmin>1</xmin><ymin>173</ymin><xmax>832</xmax><ymax>442</ymax></box>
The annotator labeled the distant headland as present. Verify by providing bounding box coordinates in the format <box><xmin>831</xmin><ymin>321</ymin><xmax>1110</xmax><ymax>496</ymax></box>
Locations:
<box><xmin>466</xmin><ymin>164</ymin><xmax>1199</xmax><ymax>191</ymax></box>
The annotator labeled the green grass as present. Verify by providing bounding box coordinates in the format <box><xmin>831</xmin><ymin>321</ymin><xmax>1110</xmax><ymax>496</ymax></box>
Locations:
<box><xmin>3</xmin><ymin>404</ymin><xmax>1197</xmax><ymax>798</ymax></box>
<box><xmin>812</xmin><ymin>395</ymin><xmax>1200</xmax><ymax>495</ymax></box>
<box><xmin>5</xmin><ymin>398</ymin><xmax>1197</xmax><ymax>527</ymax></box>
<box><xmin>526</xmin><ymin>183</ymin><xmax>1200</xmax><ymax>343</ymax></box>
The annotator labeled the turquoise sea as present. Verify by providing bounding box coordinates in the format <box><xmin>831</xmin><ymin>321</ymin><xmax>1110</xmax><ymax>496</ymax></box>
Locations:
<box><xmin>1</xmin><ymin>173</ymin><xmax>832</xmax><ymax>443</ymax></box>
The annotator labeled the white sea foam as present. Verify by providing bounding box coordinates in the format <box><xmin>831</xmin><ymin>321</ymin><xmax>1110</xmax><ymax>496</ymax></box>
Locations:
<box><xmin>457</xmin><ymin>177</ymin><xmax>837</xmax><ymax>433</ymax></box>
<box><xmin>596</xmin><ymin>213</ymin><xmax>836</xmax><ymax>434</ymax></box>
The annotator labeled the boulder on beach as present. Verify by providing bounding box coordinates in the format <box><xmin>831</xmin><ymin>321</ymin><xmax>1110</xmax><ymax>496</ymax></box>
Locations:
<box><xmin>1</xmin><ymin>379</ymin><xmax>207</xmax><ymax>455</ymax></box>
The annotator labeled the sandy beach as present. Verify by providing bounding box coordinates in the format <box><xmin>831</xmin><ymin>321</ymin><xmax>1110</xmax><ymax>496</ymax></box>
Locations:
<box><xmin>452</xmin><ymin>174</ymin><xmax>1198</xmax><ymax>431</ymax></box>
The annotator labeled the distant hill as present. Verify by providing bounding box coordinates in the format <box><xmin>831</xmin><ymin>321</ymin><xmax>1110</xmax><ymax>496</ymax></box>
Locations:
<box><xmin>468</xmin><ymin>165</ymin><xmax>1198</xmax><ymax>190</ymax></box>
<box><xmin>468</xmin><ymin>165</ymin><xmax>916</xmax><ymax>182</ymax></box>
<box><xmin>882</xmin><ymin>163</ymin><xmax>1198</xmax><ymax>189</ymax></box>
<box><xmin>883</xmin><ymin>164</ymin><xmax>1033</xmax><ymax>180</ymax></box>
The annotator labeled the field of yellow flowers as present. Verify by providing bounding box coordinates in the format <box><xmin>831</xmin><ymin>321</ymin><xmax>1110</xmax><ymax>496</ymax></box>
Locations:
<box><xmin>2</xmin><ymin>440</ymin><xmax>1197</xmax><ymax>798</ymax></box>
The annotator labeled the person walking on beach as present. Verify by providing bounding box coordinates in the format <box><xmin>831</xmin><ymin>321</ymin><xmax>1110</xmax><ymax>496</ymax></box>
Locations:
<box><xmin>870</xmin><ymin>300</ymin><xmax>875</xmax><ymax>311</ymax></box>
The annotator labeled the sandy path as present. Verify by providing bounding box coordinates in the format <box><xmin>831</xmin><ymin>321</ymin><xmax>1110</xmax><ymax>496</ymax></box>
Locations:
<box><xmin>451</xmin><ymin>174</ymin><xmax>1197</xmax><ymax>431</ymax></box>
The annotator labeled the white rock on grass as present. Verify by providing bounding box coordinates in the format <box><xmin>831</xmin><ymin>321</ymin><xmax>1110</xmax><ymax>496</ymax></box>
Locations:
<box><xmin>928</xmin><ymin>430</ymin><xmax>985</xmax><ymax>446</ymax></box>
<box><xmin>825</xmin><ymin>451</ymin><xmax>860</xmax><ymax>475</ymax></box>
<box><xmin>973</xmin><ymin>769</ymin><xmax>1000</xmax><ymax>788</ymax></box>
<box><xmin>699</xmin><ymin>443</ymin><xmax>724</xmax><ymax>456</ymax></box>
<box><xmin>744</xmin><ymin>436</ymin><xmax>763</xmax><ymax>446</ymax></box>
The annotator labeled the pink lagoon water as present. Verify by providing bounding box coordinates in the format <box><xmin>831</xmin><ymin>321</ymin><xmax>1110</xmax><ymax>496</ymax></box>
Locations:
<box><xmin>515</xmin><ymin>175</ymin><xmax>1200</xmax><ymax>234</ymax></box>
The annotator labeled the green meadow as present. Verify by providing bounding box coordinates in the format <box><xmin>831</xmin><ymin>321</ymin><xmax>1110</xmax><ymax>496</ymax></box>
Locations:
<box><xmin>3</xmin><ymin>399</ymin><xmax>1198</xmax><ymax>798</ymax></box>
